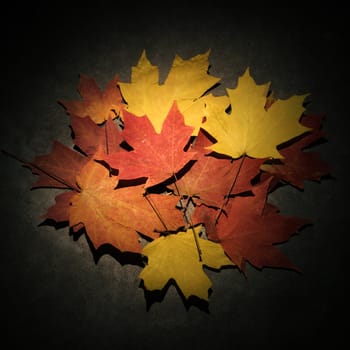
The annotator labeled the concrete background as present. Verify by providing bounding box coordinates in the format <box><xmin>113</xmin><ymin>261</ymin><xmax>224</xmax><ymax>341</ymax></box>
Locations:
<box><xmin>1</xmin><ymin>6</ymin><xmax>347</xmax><ymax>349</ymax></box>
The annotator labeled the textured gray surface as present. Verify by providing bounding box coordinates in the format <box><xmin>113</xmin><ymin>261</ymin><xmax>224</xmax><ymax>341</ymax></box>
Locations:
<box><xmin>1</xmin><ymin>6</ymin><xmax>347</xmax><ymax>349</ymax></box>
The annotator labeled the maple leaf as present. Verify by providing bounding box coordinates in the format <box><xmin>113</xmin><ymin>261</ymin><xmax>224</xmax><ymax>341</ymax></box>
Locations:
<box><xmin>59</xmin><ymin>74</ymin><xmax>125</xmax><ymax>124</ymax></box>
<box><xmin>69</xmin><ymin>160</ymin><xmax>184</xmax><ymax>253</ymax></box>
<box><xmin>171</xmin><ymin>129</ymin><xmax>264</xmax><ymax>207</ymax></box>
<box><xmin>118</xmin><ymin>50</ymin><xmax>223</xmax><ymax>134</ymax></box>
<box><xmin>70</xmin><ymin>115</ymin><xmax>124</xmax><ymax>157</ymax></box>
<box><xmin>202</xmin><ymin>68</ymin><xmax>311</xmax><ymax>159</ymax></box>
<box><xmin>196</xmin><ymin>179</ymin><xmax>310</xmax><ymax>271</ymax></box>
<box><xmin>260</xmin><ymin>114</ymin><xmax>331</xmax><ymax>188</ymax></box>
<box><xmin>100</xmin><ymin>101</ymin><xmax>196</xmax><ymax>188</ymax></box>
<box><xmin>25</xmin><ymin>140</ymin><xmax>88</xmax><ymax>191</ymax></box>
<box><xmin>139</xmin><ymin>225</ymin><xmax>234</xmax><ymax>301</ymax></box>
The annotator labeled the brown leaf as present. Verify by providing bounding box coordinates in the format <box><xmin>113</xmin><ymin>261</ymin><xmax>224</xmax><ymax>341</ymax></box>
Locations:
<box><xmin>25</xmin><ymin>140</ymin><xmax>88</xmax><ymax>190</ymax></box>
<box><xmin>261</xmin><ymin>114</ymin><xmax>331</xmax><ymax>188</ymax></box>
<box><xmin>42</xmin><ymin>191</ymin><xmax>75</xmax><ymax>223</ymax></box>
<box><xmin>59</xmin><ymin>74</ymin><xmax>125</xmax><ymax>124</ymax></box>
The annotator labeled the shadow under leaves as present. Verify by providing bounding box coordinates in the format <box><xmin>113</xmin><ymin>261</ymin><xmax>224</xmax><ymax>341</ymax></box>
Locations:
<box><xmin>139</xmin><ymin>278</ymin><xmax>210</xmax><ymax>313</ymax></box>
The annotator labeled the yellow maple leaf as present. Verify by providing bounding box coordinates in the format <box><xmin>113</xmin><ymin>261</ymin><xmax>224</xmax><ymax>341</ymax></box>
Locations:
<box><xmin>139</xmin><ymin>226</ymin><xmax>234</xmax><ymax>301</ymax></box>
<box><xmin>119</xmin><ymin>50</ymin><xmax>227</xmax><ymax>134</ymax></box>
<box><xmin>202</xmin><ymin>68</ymin><xmax>311</xmax><ymax>159</ymax></box>
<box><xmin>184</xmin><ymin>93</ymin><xmax>230</xmax><ymax>134</ymax></box>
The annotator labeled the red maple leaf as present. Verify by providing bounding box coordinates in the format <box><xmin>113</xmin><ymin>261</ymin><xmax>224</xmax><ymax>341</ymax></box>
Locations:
<box><xmin>261</xmin><ymin>114</ymin><xmax>330</xmax><ymax>189</ymax></box>
<box><xmin>171</xmin><ymin>129</ymin><xmax>265</xmax><ymax>207</ymax></box>
<box><xmin>100</xmin><ymin>101</ymin><xmax>196</xmax><ymax>188</ymax></box>
<box><xmin>59</xmin><ymin>74</ymin><xmax>125</xmax><ymax>124</ymax></box>
<box><xmin>193</xmin><ymin>178</ymin><xmax>310</xmax><ymax>271</ymax></box>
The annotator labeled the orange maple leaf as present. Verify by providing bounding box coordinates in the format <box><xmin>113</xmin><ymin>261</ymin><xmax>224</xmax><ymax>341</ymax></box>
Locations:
<box><xmin>69</xmin><ymin>160</ymin><xmax>184</xmax><ymax>253</ymax></box>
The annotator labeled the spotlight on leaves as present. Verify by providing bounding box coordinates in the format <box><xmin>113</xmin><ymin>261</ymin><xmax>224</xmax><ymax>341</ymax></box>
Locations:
<box><xmin>3</xmin><ymin>50</ymin><xmax>330</xmax><ymax>309</ymax></box>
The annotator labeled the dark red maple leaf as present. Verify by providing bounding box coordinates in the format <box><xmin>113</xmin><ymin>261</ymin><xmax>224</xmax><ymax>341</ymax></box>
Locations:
<box><xmin>261</xmin><ymin>114</ymin><xmax>330</xmax><ymax>189</ymax></box>
<box><xmin>25</xmin><ymin>114</ymin><xmax>126</xmax><ymax>192</ymax></box>
<box><xmin>70</xmin><ymin>115</ymin><xmax>124</xmax><ymax>157</ymax></box>
<box><xmin>192</xmin><ymin>202</ymin><xmax>220</xmax><ymax>242</ymax></box>
<box><xmin>193</xmin><ymin>178</ymin><xmax>310</xmax><ymax>271</ymax></box>
<box><xmin>170</xmin><ymin>129</ymin><xmax>264</xmax><ymax>207</ymax></box>
<box><xmin>191</xmin><ymin>173</ymin><xmax>272</xmax><ymax>243</ymax></box>
<box><xmin>99</xmin><ymin>101</ymin><xmax>196</xmax><ymax>188</ymax></box>
<box><xmin>25</xmin><ymin>140</ymin><xmax>89</xmax><ymax>191</ymax></box>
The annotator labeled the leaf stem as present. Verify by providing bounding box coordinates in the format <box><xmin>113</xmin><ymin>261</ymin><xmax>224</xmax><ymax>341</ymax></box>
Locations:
<box><xmin>173</xmin><ymin>173</ymin><xmax>202</xmax><ymax>261</ymax></box>
<box><xmin>190</xmin><ymin>224</ymin><xmax>202</xmax><ymax>262</ymax></box>
<box><xmin>104</xmin><ymin>124</ymin><xmax>112</xmax><ymax>177</ymax></box>
<box><xmin>214</xmin><ymin>154</ymin><xmax>246</xmax><ymax>224</ymax></box>
<box><xmin>143</xmin><ymin>191</ymin><xmax>169</xmax><ymax>232</ymax></box>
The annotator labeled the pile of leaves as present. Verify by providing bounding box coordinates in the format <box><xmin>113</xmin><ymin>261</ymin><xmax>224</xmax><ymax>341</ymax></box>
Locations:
<box><xmin>17</xmin><ymin>50</ymin><xmax>330</xmax><ymax>307</ymax></box>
